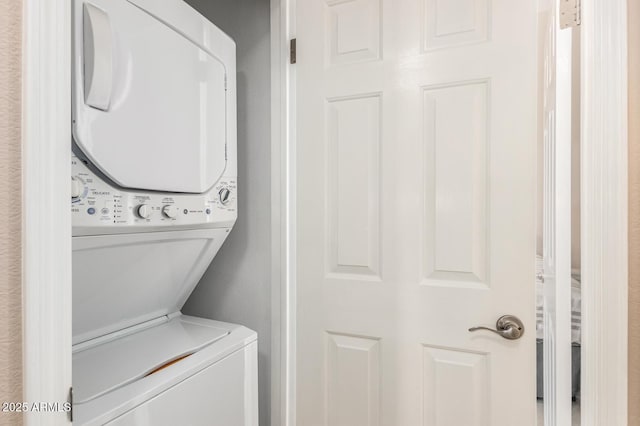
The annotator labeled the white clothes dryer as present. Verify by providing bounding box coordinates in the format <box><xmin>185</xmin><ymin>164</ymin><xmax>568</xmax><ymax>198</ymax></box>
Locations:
<box><xmin>70</xmin><ymin>1</ymin><xmax>257</xmax><ymax>424</ymax></box>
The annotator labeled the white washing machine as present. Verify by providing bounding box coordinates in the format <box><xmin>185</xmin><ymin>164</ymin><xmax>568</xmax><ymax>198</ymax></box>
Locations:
<box><xmin>70</xmin><ymin>1</ymin><xmax>257</xmax><ymax>424</ymax></box>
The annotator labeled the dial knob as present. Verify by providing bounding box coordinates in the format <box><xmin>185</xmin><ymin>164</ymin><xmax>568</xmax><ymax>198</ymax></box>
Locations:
<box><xmin>219</xmin><ymin>188</ymin><xmax>231</xmax><ymax>205</ymax></box>
<box><xmin>162</xmin><ymin>205</ymin><xmax>178</xmax><ymax>219</ymax></box>
<box><xmin>71</xmin><ymin>177</ymin><xmax>82</xmax><ymax>199</ymax></box>
<box><xmin>137</xmin><ymin>204</ymin><xmax>152</xmax><ymax>219</ymax></box>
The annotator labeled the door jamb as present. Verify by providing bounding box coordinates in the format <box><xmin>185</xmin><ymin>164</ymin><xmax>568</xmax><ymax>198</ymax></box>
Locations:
<box><xmin>22</xmin><ymin>0</ymin><xmax>72</xmax><ymax>424</ymax></box>
<box><xmin>580</xmin><ymin>0</ymin><xmax>629</xmax><ymax>424</ymax></box>
<box><xmin>271</xmin><ymin>0</ymin><xmax>296</xmax><ymax>425</ymax></box>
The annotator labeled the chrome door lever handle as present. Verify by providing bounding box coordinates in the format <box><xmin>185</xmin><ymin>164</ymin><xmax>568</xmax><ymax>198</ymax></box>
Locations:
<box><xmin>468</xmin><ymin>315</ymin><xmax>525</xmax><ymax>340</ymax></box>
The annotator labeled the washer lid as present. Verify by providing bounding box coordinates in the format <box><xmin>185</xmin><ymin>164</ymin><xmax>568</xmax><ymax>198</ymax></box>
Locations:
<box><xmin>72</xmin><ymin>229</ymin><xmax>230</xmax><ymax>345</ymax></box>
<box><xmin>72</xmin><ymin>0</ymin><xmax>235</xmax><ymax>193</ymax></box>
<box><xmin>73</xmin><ymin>316</ymin><xmax>231</xmax><ymax>404</ymax></box>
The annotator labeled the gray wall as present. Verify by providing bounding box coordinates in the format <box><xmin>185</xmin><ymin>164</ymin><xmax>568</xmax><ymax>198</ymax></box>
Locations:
<box><xmin>181</xmin><ymin>1</ymin><xmax>272</xmax><ymax>425</ymax></box>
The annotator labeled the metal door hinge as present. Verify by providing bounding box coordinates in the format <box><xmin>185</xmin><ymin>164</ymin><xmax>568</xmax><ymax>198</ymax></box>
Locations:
<box><xmin>560</xmin><ymin>0</ymin><xmax>580</xmax><ymax>29</ymax></box>
<box><xmin>68</xmin><ymin>387</ymin><xmax>73</xmax><ymax>423</ymax></box>
<box><xmin>290</xmin><ymin>38</ymin><xmax>296</xmax><ymax>64</ymax></box>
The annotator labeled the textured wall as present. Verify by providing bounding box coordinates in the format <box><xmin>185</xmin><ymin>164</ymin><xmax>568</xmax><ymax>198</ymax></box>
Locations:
<box><xmin>628</xmin><ymin>0</ymin><xmax>640</xmax><ymax>424</ymax></box>
<box><xmin>181</xmin><ymin>1</ymin><xmax>272</xmax><ymax>425</ymax></box>
<box><xmin>0</xmin><ymin>1</ymin><xmax>23</xmax><ymax>425</ymax></box>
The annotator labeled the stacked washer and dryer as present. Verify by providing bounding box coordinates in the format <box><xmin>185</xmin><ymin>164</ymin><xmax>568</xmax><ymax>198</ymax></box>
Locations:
<box><xmin>70</xmin><ymin>0</ymin><xmax>258</xmax><ymax>424</ymax></box>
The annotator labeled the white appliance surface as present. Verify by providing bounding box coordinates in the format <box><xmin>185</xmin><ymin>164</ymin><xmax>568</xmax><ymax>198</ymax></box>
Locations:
<box><xmin>72</xmin><ymin>0</ymin><xmax>236</xmax><ymax>193</ymax></box>
<box><xmin>74</xmin><ymin>316</ymin><xmax>230</xmax><ymax>403</ymax></box>
<box><xmin>73</xmin><ymin>228</ymin><xmax>230</xmax><ymax>345</ymax></box>
<box><xmin>70</xmin><ymin>1</ymin><xmax>253</xmax><ymax>425</ymax></box>
<box><xmin>73</xmin><ymin>315</ymin><xmax>258</xmax><ymax>426</ymax></box>
<box><xmin>71</xmin><ymin>152</ymin><xmax>237</xmax><ymax>236</ymax></box>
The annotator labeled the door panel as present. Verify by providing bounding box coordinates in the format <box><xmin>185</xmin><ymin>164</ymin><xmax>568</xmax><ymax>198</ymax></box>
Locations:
<box><xmin>296</xmin><ymin>0</ymin><xmax>538</xmax><ymax>424</ymax></box>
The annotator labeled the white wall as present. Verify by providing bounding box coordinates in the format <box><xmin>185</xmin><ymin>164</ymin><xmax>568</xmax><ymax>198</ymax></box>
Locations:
<box><xmin>181</xmin><ymin>1</ymin><xmax>272</xmax><ymax>425</ymax></box>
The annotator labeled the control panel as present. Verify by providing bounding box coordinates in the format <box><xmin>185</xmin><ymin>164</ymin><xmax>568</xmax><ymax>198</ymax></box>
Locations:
<box><xmin>72</xmin><ymin>154</ymin><xmax>237</xmax><ymax>236</ymax></box>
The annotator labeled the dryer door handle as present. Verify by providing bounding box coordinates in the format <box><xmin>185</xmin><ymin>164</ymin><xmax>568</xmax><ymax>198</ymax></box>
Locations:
<box><xmin>83</xmin><ymin>3</ymin><xmax>113</xmax><ymax>111</ymax></box>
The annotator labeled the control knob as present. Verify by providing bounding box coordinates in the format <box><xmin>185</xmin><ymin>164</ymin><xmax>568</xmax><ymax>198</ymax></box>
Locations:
<box><xmin>162</xmin><ymin>205</ymin><xmax>178</xmax><ymax>219</ymax></box>
<box><xmin>71</xmin><ymin>177</ymin><xmax>82</xmax><ymax>199</ymax></box>
<box><xmin>219</xmin><ymin>188</ymin><xmax>231</xmax><ymax>205</ymax></box>
<box><xmin>137</xmin><ymin>204</ymin><xmax>152</xmax><ymax>219</ymax></box>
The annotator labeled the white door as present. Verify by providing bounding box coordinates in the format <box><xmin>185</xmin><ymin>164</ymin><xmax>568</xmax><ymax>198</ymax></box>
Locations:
<box><xmin>295</xmin><ymin>0</ymin><xmax>538</xmax><ymax>425</ymax></box>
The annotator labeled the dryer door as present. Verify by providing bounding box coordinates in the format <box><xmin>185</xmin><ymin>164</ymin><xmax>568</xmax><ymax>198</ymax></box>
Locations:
<box><xmin>72</xmin><ymin>0</ymin><xmax>235</xmax><ymax>193</ymax></box>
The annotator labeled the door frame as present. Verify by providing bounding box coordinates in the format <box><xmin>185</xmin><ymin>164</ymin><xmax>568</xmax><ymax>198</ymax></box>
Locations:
<box><xmin>270</xmin><ymin>0</ymin><xmax>296</xmax><ymax>425</ymax></box>
<box><xmin>22</xmin><ymin>0</ymin><xmax>72</xmax><ymax>424</ymax></box>
<box><xmin>22</xmin><ymin>0</ymin><xmax>628</xmax><ymax>425</ymax></box>
<box><xmin>579</xmin><ymin>0</ymin><xmax>629</xmax><ymax>424</ymax></box>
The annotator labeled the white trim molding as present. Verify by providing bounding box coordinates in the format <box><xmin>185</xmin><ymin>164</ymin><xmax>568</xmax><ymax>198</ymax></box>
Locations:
<box><xmin>21</xmin><ymin>0</ymin><xmax>72</xmax><ymax>424</ymax></box>
<box><xmin>271</xmin><ymin>0</ymin><xmax>296</xmax><ymax>425</ymax></box>
<box><xmin>270</xmin><ymin>0</ymin><xmax>285</xmax><ymax>424</ymax></box>
<box><xmin>580</xmin><ymin>0</ymin><xmax>629</xmax><ymax>424</ymax></box>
